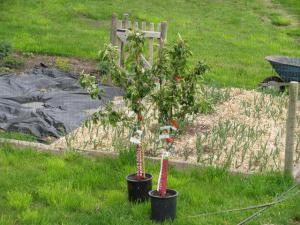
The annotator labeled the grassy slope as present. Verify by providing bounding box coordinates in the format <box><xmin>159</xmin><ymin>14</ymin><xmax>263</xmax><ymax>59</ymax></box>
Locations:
<box><xmin>0</xmin><ymin>144</ymin><xmax>299</xmax><ymax>225</ymax></box>
<box><xmin>272</xmin><ymin>0</ymin><xmax>300</xmax><ymax>38</ymax></box>
<box><xmin>0</xmin><ymin>0</ymin><xmax>299</xmax><ymax>88</ymax></box>
<box><xmin>274</xmin><ymin>0</ymin><xmax>300</xmax><ymax>18</ymax></box>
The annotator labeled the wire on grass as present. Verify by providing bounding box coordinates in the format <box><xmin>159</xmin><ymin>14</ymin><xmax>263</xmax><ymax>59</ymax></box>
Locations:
<box><xmin>186</xmin><ymin>181</ymin><xmax>300</xmax><ymax>221</ymax></box>
<box><xmin>188</xmin><ymin>196</ymin><xmax>289</xmax><ymax>218</ymax></box>
<box><xmin>237</xmin><ymin>181</ymin><xmax>300</xmax><ymax>225</ymax></box>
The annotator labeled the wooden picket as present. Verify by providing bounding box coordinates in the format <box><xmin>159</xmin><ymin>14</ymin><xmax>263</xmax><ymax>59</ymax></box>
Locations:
<box><xmin>110</xmin><ymin>13</ymin><xmax>167</xmax><ymax>68</ymax></box>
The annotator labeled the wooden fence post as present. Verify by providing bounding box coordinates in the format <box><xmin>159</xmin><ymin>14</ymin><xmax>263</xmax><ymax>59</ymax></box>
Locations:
<box><xmin>148</xmin><ymin>23</ymin><xmax>154</xmax><ymax>65</ymax></box>
<box><xmin>117</xmin><ymin>19</ymin><xmax>122</xmax><ymax>67</ymax></box>
<box><xmin>159</xmin><ymin>21</ymin><xmax>167</xmax><ymax>48</ymax></box>
<box><xmin>110</xmin><ymin>13</ymin><xmax>118</xmax><ymax>46</ymax></box>
<box><xmin>122</xmin><ymin>13</ymin><xmax>129</xmax><ymax>28</ymax></box>
<box><xmin>119</xmin><ymin>13</ymin><xmax>129</xmax><ymax>67</ymax></box>
<box><xmin>285</xmin><ymin>81</ymin><xmax>298</xmax><ymax>176</ymax></box>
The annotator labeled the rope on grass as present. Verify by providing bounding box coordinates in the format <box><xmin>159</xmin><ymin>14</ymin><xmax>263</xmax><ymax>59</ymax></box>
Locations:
<box><xmin>186</xmin><ymin>181</ymin><xmax>300</xmax><ymax>221</ymax></box>
<box><xmin>237</xmin><ymin>190</ymin><xmax>300</xmax><ymax>225</ymax></box>
<box><xmin>188</xmin><ymin>195</ymin><xmax>295</xmax><ymax>218</ymax></box>
<box><xmin>237</xmin><ymin>181</ymin><xmax>300</xmax><ymax>225</ymax></box>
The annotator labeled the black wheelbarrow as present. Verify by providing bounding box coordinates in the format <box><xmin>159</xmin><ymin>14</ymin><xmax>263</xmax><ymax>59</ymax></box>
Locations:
<box><xmin>261</xmin><ymin>56</ymin><xmax>300</xmax><ymax>91</ymax></box>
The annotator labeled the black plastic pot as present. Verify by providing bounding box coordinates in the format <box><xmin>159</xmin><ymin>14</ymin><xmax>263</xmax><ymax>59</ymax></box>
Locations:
<box><xmin>149</xmin><ymin>189</ymin><xmax>178</xmax><ymax>222</ymax></box>
<box><xmin>126</xmin><ymin>173</ymin><xmax>152</xmax><ymax>202</ymax></box>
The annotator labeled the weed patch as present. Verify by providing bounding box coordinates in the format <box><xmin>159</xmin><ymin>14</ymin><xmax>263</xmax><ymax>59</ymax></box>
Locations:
<box><xmin>7</xmin><ymin>191</ymin><xmax>32</xmax><ymax>210</ymax></box>
<box><xmin>270</xmin><ymin>14</ymin><xmax>292</xmax><ymax>26</ymax></box>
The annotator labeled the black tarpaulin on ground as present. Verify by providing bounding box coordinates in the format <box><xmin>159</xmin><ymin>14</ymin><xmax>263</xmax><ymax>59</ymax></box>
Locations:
<box><xmin>0</xmin><ymin>67</ymin><xmax>122</xmax><ymax>138</ymax></box>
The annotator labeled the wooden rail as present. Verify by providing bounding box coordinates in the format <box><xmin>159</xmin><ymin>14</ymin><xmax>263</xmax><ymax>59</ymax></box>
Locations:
<box><xmin>110</xmin><ymin>13</ymin><xmax>167</xmax><ymax>68</ymax></box>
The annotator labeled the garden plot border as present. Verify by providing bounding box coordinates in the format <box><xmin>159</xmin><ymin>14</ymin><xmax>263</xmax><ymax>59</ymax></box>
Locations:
<box><xmin>1</xmin><ymin>137</ymin><xmax>300</xmax><ymax>181</ymax></box>
<box><xmin>0</xmin><ymin>138</ymin><xmax>198</xmax><ymax>169</ymax></box>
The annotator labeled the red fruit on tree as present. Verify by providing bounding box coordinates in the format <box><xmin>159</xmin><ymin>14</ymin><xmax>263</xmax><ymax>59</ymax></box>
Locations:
<box><xmin>137</xmin><ymin>113</ymin><xmax>143</xmax><ymax>121</ymax></box>
<box><xmin>175</xmin><ymin>75</ymin><xmax>183</xmax><ymax>81</ymax></box>
<box><xmin>166</xmin><ymin>138</ymin><xmax>174</xmax><ymax>143</ymax></box>
<box><xmin>169</xmin><ymin>119</ymin><xmax>179</xmax><ymax>129</ymax></box>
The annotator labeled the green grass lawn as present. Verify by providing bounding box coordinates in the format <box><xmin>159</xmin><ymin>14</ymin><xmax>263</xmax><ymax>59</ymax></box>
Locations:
<box><xmin>0</xmin><ymin>143</ymin><xmax>299</xmax><ymax>225</ymax></box>
<box><xmin>0</xmin><ymin>0</ymin><xmax>300</xmax><ymax>88</ymax></box>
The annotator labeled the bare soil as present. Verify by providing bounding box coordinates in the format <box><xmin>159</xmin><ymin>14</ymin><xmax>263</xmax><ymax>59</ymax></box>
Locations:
<box><xmin>13</xmin><ymin>52</ymin><xmax>98</xmax><ymax>75</ymax></box>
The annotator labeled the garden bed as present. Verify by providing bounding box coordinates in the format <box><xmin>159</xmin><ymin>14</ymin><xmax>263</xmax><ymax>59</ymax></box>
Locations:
<box><xmin>52</xmin><ymin>87</ymin><xmax>300</xmax><ymax>173</ymax></box>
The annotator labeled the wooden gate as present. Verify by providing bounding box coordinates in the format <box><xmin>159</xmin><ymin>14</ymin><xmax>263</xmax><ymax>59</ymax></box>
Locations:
<box><xmin>110</xmin><ymin>13</ymin><xmax>168</xmax><ymax>68</ymax></box>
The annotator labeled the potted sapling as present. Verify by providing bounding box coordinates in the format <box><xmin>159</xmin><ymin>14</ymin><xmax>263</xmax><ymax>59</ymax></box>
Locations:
<box><xmin>80</xmin><ymin>30</ymin><xmax>155</xmax><ymax>202</ymax></box>
<box><xmin>149</xmin><ymin>35</ymin><xmax>209</xmax><ymax>222</ymax></box>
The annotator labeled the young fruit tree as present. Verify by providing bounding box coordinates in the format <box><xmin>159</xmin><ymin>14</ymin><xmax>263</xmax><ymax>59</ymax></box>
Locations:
<box><xmin>80</xmin><ymin>30</ymin><xmax>155</xmax><ymax>180</ymax></box>
<box><xmin>151</xmin><ymin>34</ymin><xmax>209</xmax><ymax>196</ymax></box>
